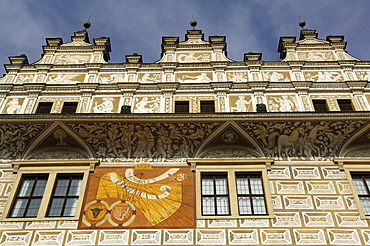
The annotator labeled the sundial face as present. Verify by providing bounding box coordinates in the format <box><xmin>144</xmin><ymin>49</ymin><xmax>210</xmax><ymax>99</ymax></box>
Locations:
<box><xmin>79</xmin><ymin>165</ymin><xmax>195</xmax><ymax>229</ymax></box>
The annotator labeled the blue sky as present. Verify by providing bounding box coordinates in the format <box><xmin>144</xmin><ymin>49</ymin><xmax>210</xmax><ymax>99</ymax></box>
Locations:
<box><xmin>1</xmin><ymin>0</ymin><xmax>370</xmax><ymax>75</ymax></box>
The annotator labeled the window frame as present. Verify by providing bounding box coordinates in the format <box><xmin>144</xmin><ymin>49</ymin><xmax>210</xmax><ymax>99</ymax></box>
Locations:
<box><xmin>189</xmin><ymin>158</ymin><xmax>274</xmax><ymax>219</ymax></box>
<box><xmin>312</xmin><ymin>99</ymin><xmax>328</xmax><ymax>112</ymax></box>
<box><xmin>200</xmin><ymin>100</ymin><xmax>215</xmax><ymax>113</ymax></box>
<box><xmin>337</xmin><ymin>158</ymin><xmax>370</xmax><ymax>219</ymax></box>
<box><xmin>336</xmin><ymin>98</ymin><xmax>354</xmax><ymax>111</ymax></box>
<box><xmin>174</xmin><ymin>100</ymin><xmax>190</xmax><ymax>113</ymax></box>
<box><xmin>2</xmin><ymin>160</ymin><xmax>97</xmax><ymax>221</ymax></box>
<box><xmin>61</xmin><ymin>101</ymin><xmax>79</xmax><ymax>114</ymax></box>
<box><xmin>35</xmin><ymin>102</ymin><xmax>54</xmax><ymax>114</ymax></box>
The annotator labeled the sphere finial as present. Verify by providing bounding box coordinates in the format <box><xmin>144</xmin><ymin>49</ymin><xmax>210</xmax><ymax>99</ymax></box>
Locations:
<box><xmin>190</xmin><ymin>15</ymin><xmax>197</xmax><ymax>29</ymax></box>
<box><xmin>299</xmin><ymin>20</ymin><xmax>306</xmax><ymax>28</ymax></box>
<box><xmin>84</xmin><ymin>15</ymin><xmax>92</xmax><ymax>30</ymax></box>
<box><xmin>83</xmin><ymin>21</ymin><xmax>91</xmax><ymax>29</ymax></box>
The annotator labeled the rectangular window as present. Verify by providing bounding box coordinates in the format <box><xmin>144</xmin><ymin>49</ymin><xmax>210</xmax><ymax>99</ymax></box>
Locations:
<box><xmin>175</xmin><ymin>101</ymin><xmax>189</xmax><ymax>113</ymax></box>
<box><xmin>312</xmin><ymin>99</ymin><xmax>328</xmax><ymax>112</ymax></box>
<box><xmin>36</xmin><ymin>102</ymin><xmax>53</xmax><ymax>114</ymax></box>
<box><xmin>9</xmin><ymin>175</ymin><xmax>48</xmax><ymax>218</ymax></box>
<box><xmin>337</xmin><ymin>99</ymin><xmax>353</xmax><ymax>111</ymax></box>
<box><xmin>7</xmin><ymin>172</ymin><xmax>85</xmax><ymax>220</ymax></box>
<box><xmin>352</xmin><ymin>174</ymin><xmax>370</xmax><ymax>215</ymax></box>
<box><xmin>236</xmin><ymin>173</ymin><xmax>267</xmax><ymax>215</ymax></box>
<box><xmin>61</xmin><ymin>102</ymin><xmax>78</xmax><ymax>114</ymax></box>
<box><xmin>200</xmin><ymin>101</ymin><xmax>215</xmax><ymax>113</ymax></box>
<box><xmin>201</xmin><ymin>173</ymin><xmax>230</xmax><ymax>216</ymax></box>
<box><xmin>47</xmin><ymin>174</ymin><xmax>83</xmax><ymax>217</ymax></box>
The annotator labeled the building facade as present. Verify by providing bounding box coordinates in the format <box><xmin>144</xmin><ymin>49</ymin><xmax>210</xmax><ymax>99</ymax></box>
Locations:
<box><xmin>0</xmin><ymin>22</ymin><xmax>370</xmax><ymax>245</ymax></box>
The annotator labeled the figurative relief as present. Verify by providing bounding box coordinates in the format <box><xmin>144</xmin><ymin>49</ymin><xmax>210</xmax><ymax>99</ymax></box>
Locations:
<box><xmin>263</xmin><ymin>72</ymin><xmax>290</xmax><ymax>82</ymax></box>
<box><xmin>53</xmin><ymin>54</ymin><xmax>91</xmax><ymax>64</ymax></box>
<box><xmin>355</xmin><ymin>71</ymin><xmax>370</xmax><ymax>81</ymax></box>
<box><xmin>4</xmin><ymin>98</ymin><xmax>24</xmax><ymax>114</ymax></box>
<box><xmin>241</xmin><ymin>120</ymin><xmax>366</xmax><ymax>160</ymax></box>
<box><xmin>138</xmin><ymin>73</ymin><xmax>162</xmax><ymax>83</ymax></box>
<box><xmin>46</xmin><ymin>74</ymin><xmax>85</xmax><ymax>84</ymax></box>
<box><xmin>133</xmin><ymin>97</ymin><xmax>160</xmax><ymax>113</ymax></box>
<box><xmin>230</xmin><ymin>96</ymin><xmax>252</xmax><ymax>112</ymax></box>
<box><xmin>68</xmin><ymin>122</ymin><xmax>221</xmax><ymax>162</ymax></box>
<box><xmin>176</xmin><ymin>73</ymin><xmax>212</xmax><ymax>83</ymax></box>
<box><xmin>92</xmin><ymin>97</ymin><xmax>118</xmax><ymax>113</ymax></box>
<box><xmin>297</xmin><ymin>52</ymin><xmax>335</xmax><ymax>61</ymax></box>
<box><xmin>98</xmin><ymin>74</ymin><xmax>124</xmax><ymax>84</ymax></box>
<box><xmin>79</xmin><ymin>165</ymin><xmax>194</xmax><ymax>229</ymax></box>
<box><xmin>177</xmin><ymin>52</ymin><xmax>211</xmax><ymax>62</ymax></box>
<box><xmin>267</xmin><ymin>95</ymin><xmax>297</xmax><ymax>112</ymax></box>
<box><xmin>16</xmin><ymin>74</ymin><xmax>34</xmax><ymax>84</ymax></box>
<box><xmin>304</xmin><ymin>71</ymin><xmax>344</xmax><ymax>82</ymax></box>
<box><xmin>227</xmin><ymin>72</ymin><xmax>248</xmax><ymax>82</ymax></box>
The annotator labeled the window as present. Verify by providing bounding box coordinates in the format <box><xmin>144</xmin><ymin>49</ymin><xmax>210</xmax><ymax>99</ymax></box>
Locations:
<box><xmin>200</xmin><ymin>171</ymin><xmax>269</xmax><ymax>218</ymax></box>
<box><xmin>337</xmin><ymin>99</ymin><xmax>353</xmax><ymax>111</ymax></box>
<box><xmin>175</xmin><ymin>101</ymin><xmax>189</xmax><ymax>113</ymax></box>
<box><xmin>9</xmin><ymin>175</ymin><xmax>48</xmax><ymax>218</ymax></box>
<box><xmin>47</xmin><ymin>174</ymin><xmax>83</xmax><ymax>217</ymax></box>
<box><xmin>201</xmin><ymin>173</ymin><xmax>230</xmax><ymax>216</ymax></box>
<box><xmin>351</xmin><ymin>174</ymin><xmax>370</xmax><ymax>215</ymax></box>
<box><xmin>200</xmin><ymin>100</ymin><xmax>215</xmax><ymax>113</ymax></box>
<box><xmin>312</xmin><ymin>99</ymin><xmax>328</xmax><ymax>112</ymax></box>
<box><xmin>2</xmin><ymin>160</ymin><xmax>95</xmax><ymax>221</ymax></box>
<box><xmin>236</xmin><ymin>173</ymin><xmax>267</xmax><ymax>215</ymax></box>
<box><xmin>8</xmin><ymin>174</ymin><xmax>83</xmax><ymax>219</ymax></box>
<box><xmin>36</xmin><ymin>102</ymin><xmax>53</xmax><ymax>114</ymax></box>
<box><xmin>61</xmin><ymin>102</ymin><xmax>78</xmax><ymax>114</ymax></box>
<box><xmin>192</xmin><ymin>159</ymin><xmax>274</xmax><ymax>219</ymax></box>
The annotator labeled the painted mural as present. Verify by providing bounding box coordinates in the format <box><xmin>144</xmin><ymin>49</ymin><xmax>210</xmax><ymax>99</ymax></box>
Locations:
<box><xmin>79</xmin><ymin>165</ymin><xmax>195</xmax><ymax>229</ymax></box>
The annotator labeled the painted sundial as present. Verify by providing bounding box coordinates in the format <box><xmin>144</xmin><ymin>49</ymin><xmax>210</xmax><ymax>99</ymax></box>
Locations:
<box><xmin>79</xmin><ymin>164</ymin><xmax>195</xmax><ymax>229</ymax></box>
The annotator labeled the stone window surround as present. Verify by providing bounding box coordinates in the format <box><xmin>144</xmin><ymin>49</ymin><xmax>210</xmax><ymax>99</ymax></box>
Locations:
<box><xmin>187</xmin><ymin>158</ymin><xmax>274</xmax><ymax>219</ymax></box>
<box><xmin>1</xmin><ymin>160</ymin><xmax>98</xmax><ymax>222</ymax></box>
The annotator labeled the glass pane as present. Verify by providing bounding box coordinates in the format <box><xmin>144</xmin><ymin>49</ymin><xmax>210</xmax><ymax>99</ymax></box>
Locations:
<box><xmin>25</xmin><ymin>198</ymin><xmax>42</xmax><ymax>217</ymax></box>
<box><xmin>353</xmin><ymin>177</ymin><xmax>368</xmax><ymax>195</ymax></box>
<box><xmin>63</xmin><ymin>198</ymin><xmax>78</xmax><ymax>216</ymax></box>
<box><xmin>216</xmin><ymin>197</ymin><xmax>230</xmax><ymax>215</ymax></box>
<box><xmin>252</xmin><ymin>197</ymin><xmax>267</xmax><ymax>214</ymax></box>
<box><xmin>33</xmin><ymin>178</ymin><xmax>47</xmax><ymax>196</ymax></box>
<box><xmin>48</xmin><ymin>198</ymin><xmax>64</xmax><ymax>216</ymax></box>
<box><xmin>238</xmin><ymin>197</ymin><xmax>251</xmax><ymax>215</ymax></box>
<box><xmin>215</xmin><ymin>177</ymin><xmax>228</xmax><ymax>195</ymax></box>
<box><xmin>68</xmin><ymin>178</ymin><xmax>82</xmax><ymax>196</ymax></box>
<box><xmin>236</xmin><ymin>176</ymin><xmax>249</xmax><ymax>195</ymax></box>
<box><xmin>202</xmin><ymin>197</ymin><xmax>215</xmax><ymax>215</ymax></box>
<box><xmin>250</xmin><ymin>177</ymin><xmax>263</xmax><ymax>194</ymax></box>
<box><xmin>202</xmin><ymin>177</ymin><xmax>214</xmax><ymax>195</ymax></box>
<box><xmin>18</xmin><ymin>179</ymin><xmax>35</xmax><ymax>197</ymax></box>
<box><xmin>10</xmin><ymin>199</ymin><xmax>28</xmax><ymax>217</ymax></box>
<box><xmin>54</xmin><ymin>178</ymin><xmax>69</xmax><ymax>196</ymax></box>
<box><xmin>360</xmin><ymin>197</ymin><xmax>370</xmax><ymax>215</ymax></box>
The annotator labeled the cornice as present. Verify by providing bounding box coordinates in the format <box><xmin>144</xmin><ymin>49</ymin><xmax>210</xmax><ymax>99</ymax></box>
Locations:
<box><xmin>0</xmin><ymin>111</ymin><xmax>369</xmax><ymax>122</ymax></box>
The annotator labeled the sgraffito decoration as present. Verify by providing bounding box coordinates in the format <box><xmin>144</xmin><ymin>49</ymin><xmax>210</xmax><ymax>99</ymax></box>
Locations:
<box><xmin>79</xmin><ymin>165</ymin><xmax>194</xmax><ymax>229</ymax></box>
<box><xmin>67</xmin><ymin>122</ymin><xmax>221</xmax><ymax>162</ymax></box>
<box><xmin>0</xmin><ymin>123</ymin><xmax>50</xmax><ymax>159</ymax></box>
<box><xmin>240</xmin><ymin>120</ymin><xmax>368</xmax><ymax>160</ymax></box>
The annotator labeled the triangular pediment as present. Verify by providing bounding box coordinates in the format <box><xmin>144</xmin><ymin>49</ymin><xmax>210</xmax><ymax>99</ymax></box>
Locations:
<box><xmin>24</xmin><ymin>122</ymin><xmax>93</xmax><ymax>160</ymax></box>
<box><xmin>195</xmin><ymin>122</ymin><xmax>262</xmax><ymax>158</ymax></box>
